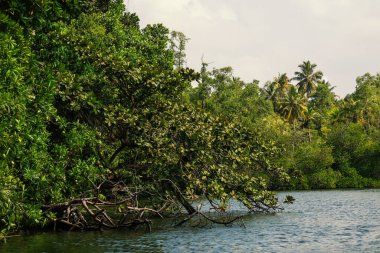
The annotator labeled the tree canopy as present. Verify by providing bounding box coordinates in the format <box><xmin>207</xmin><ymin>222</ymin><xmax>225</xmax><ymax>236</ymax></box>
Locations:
<box><xmin>0</xmin><ymin>0</ymin><xmax>289</xmax><ymax>236</ymax></box>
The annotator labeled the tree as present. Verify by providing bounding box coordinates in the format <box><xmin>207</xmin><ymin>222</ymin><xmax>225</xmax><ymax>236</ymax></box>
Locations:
<box><xmin>0</xmin><ymin>0</ymin><xmax>288</xmax><ymax>235</ymax></box>
<box><xmin>192</xmin><ymin>60</ymin><xmax>212</xmax><ymax>109</ymax></box>
<box><xmin>293</xmin><ymin>61</ymin><xmax>323</xmax><ymax>97</ymax></box>
<box><xmin>309</xmin><ymin>80</ymin><xmax>336</xmax><ymax>111</ymax></box>
<box><xmin>170</xmin><ymin>31</ymin><xmax>189</xmax><ymax>69</ymax></box>
<box><xmin>352</xmin><ymin>73</ymin><xmax>380</xmax><ymax>128</ymax></box>
<box><xmin>278</xmin><ymin>85</ymin><xmax>308</xmax><ymax>125</ymax></box>
<box><xmin>188</xmin><ymin>65</ymin><xmax>272</xmax><ymax>125</ymax></box>
<box><xmin>275</xmin><ymin>73</ymin><xmax>291</xmax><ymax>95</ymax></box>
<box><xmin>263</xmin><ymin>73</ymin><xmax>291</xmax><ymax>112</ymax></box>
<box><xmin>308</xmin><ymin>80</ymin><xmax>337</xmax><ymax>131</ymax></box>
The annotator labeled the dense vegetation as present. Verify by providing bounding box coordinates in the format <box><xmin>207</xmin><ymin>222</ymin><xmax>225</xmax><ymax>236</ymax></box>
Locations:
<box><xmin>0</xmin><ymin>0</ymin><xmax>379</xmax><ymax>237</ymax></box>
<box><xmin>187</xmin><ymin>63</ymin><xmax>380</xmax><ymax>190</ymax></box>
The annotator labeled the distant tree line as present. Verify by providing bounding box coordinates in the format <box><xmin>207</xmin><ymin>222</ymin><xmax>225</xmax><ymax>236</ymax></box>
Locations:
<box><xmin>187</xmin><ymin>58</ymin><xmax>380</xmax><ymax>190</ymax></box>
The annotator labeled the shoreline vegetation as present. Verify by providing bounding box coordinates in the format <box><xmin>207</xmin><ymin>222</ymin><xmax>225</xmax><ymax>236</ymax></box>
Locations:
<box><xmin>1</xmin><ymin>0</ymin><xmax>379</xmax><ymax>238</ymax></box>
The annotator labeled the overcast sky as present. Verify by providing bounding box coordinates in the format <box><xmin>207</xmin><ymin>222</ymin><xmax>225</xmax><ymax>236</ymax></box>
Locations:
<box><xmin>127</xmin><ymin>0</ymin><xmax>380</xmax><ymax>97</ymax></box>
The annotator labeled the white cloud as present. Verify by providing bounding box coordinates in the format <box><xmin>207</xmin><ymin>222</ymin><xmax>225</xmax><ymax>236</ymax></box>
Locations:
<box><xmin>290</xmin><ymin>0</ymin><xmax>353</xmax><ymax>17</ymax></box>
<box><xmin>186</xmin><ymin>0</ymin><xmax>212</xmax><ymax>20</ymax></box>
<box><xmin>218</xmin><ymin>4</ymin><xmax>238</xmax><ymax>22</ymax></box>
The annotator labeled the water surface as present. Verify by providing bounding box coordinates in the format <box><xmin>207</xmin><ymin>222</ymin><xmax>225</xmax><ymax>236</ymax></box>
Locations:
<box><xmin>1</xmin><ymin>189</ymin><xmax>380</xmax><ymax>252</ymax></box>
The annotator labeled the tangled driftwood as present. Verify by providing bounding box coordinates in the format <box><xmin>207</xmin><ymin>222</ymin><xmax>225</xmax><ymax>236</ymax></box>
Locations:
<box><xmin>42</xmin><ymin>180</ymin><xmax>167</xmax><ymax>232</ymax></box>
<box><xmin>41</xmin><ymin>179</ymin><xmax>273</xmax><ymax>232</ymax></box>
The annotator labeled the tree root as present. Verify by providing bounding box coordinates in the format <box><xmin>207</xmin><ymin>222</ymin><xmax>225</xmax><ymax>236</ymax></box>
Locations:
<box><xmin>44</xmin><ymin>197</ymin><xmax>159</xmax><ymax>232</ymax></box>
<box><xmin>41</xmin><ymin>179</ymin><xmax>270</xmax><ymax>232</ymax></box>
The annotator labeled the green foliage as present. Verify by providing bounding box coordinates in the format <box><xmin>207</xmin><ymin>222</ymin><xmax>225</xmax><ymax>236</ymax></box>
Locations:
<box><xmin>1</xmin><ymin>0</ymin><xmax>379</xmax><ymax>237</ymax></box>
<box><xmin>0</xmin><ymin>0</ymin><xmax>290</xmax><ymax>236</ymax></box>
<box><xmin>187</xmin><ymin>66</ymin><xmax>273</xmax><ymax>126</ymax></box>
<box><xmin>132</xmin><ymin>104</ymin><xmax>286</xmax><ymax>210</ymax></box>
<box><xmin>356</xmin><ymin>130</ymin><xmax>380</xmax><ymax>179</ymax></box>
<box><xmin>294</xmin><ymin>138</ymin><xmax>334</xmax><ymax>175</ymax></box>
<box><xmin>293</xmin><ymin>60</ymin><xmax>323</xmax><ymax>97</ymax></box>
<box><xmin>263</xmin><ymin>73</ymin><xmax>290</xmax><ymax>113</ymax></box>
<box><xmin>308</xmin><ymin>168</ymin><xmax>341</xmax><ymax>189</ymax></box>
<box><xmin>278</xmin><ymin>85</ymin><xmax>308</xmax><ymax>124</ymax></box>
<box><xmin>336</xmin><ymin>167</ymin><xmax>367</xmax><ymax>188</ymax></box>
<box><xmin>284</xmin><ymin>195</ymin><xmax>295</xmax><ymax>204</ymax></box>
<box><xmin>308</xmin><ymin>81</ymin><xmax>336</xmax><ymax>130</ymax></box>
<box><xmin>170</xmin><ymin>31</ymin><xmax>189</xmax><ymax>69</ymax></box>
<box><xmin>0</xmin><ymin>171</ymin><xmax>24</xmax><ymax>236</ymax></box>
<box><xmin>258</xmin><ymin>66</ymin><xmax>380</xmax><ymax>190</ymax></box>
<box><xmin>327</xmin><ymin>123</ymin><xmax>367</xmax><ymax>170</ymax></box>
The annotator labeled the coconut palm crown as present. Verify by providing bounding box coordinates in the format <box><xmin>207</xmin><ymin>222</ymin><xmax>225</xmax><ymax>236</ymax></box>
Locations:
<box><xmin>293</xmin><ymin>60</ymin><xmax>323</xmax><ymax>97</ymax></box>
<box><xmin>279</xmin><ymin>85</ymin><xmax>308</xmax><ymax>123</ymax></box>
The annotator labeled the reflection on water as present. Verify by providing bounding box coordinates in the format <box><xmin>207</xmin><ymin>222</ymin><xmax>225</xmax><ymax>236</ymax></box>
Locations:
<box><xmin>1</xmin><ymin>189</ymin><xmax>380</xmax><ymax>252</ymax></box>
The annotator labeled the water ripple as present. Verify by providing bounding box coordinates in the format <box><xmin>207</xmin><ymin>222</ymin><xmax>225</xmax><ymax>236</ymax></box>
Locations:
<box><xmin>1</xmin><ymin>189</ymin><xmax>380</xmax><ymax>253</ymax></box>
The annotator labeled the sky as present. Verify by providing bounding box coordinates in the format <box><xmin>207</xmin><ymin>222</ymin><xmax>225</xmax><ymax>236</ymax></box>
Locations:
<box><xmin>126</xmin><ymin>0</ymin><xmax>380</xmax><ymax>97</ymax></box>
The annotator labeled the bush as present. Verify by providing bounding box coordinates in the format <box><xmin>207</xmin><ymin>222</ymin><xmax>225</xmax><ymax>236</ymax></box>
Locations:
<box><xmin>0</xmin><ymin>172</ymin><xmax>24</xmax><ymax>236</ymax></box>
<box><xmin>294</xmin><ymin>138</ymin><xmax>334</xmax><ymax>175</ymax></box>
<box><xmin>308</xmin><ymin>168</ymin><xmax>341</xmax><ymax>189</ymax></box>
<box><xmin>337</xmin><ymin>167</ymin><xmax>368</xmax><ymax>188</ymax></box>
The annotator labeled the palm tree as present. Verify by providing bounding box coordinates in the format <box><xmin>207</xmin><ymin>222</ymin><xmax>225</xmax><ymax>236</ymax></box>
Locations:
<box><xmin>263</xmin><ymin>81</ymin><xmax>280</xmax><ymax>111</ymax></box>
<box><xmin>263</xmin><ymin>73</ymin><xmax>291</xmax><ymax>112</ymax></box>
<box><xmin>279</xmin><ymin>85</ymin><xmax>308</xmax><ymax>125</ymax></box>
<box><xmin>293</xmin><ymin>61</ymin><xmax>323</xmax><ymax>97</ymax></box>
<box><xmin>263</xmin><ymin>81</ymin><xmax>278</xmax><ymax>100</ymax></box>
<box><xmin>274</xmin><ymin>73</ymin><xmax>291</xmax><ymax>96</ymax></box>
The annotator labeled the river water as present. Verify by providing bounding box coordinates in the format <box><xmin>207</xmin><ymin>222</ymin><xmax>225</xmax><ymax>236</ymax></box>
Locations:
<box><xmin>1</xmin><ymin>190</ymin><xmax>380</xmax><ymax>252</ymax></box>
